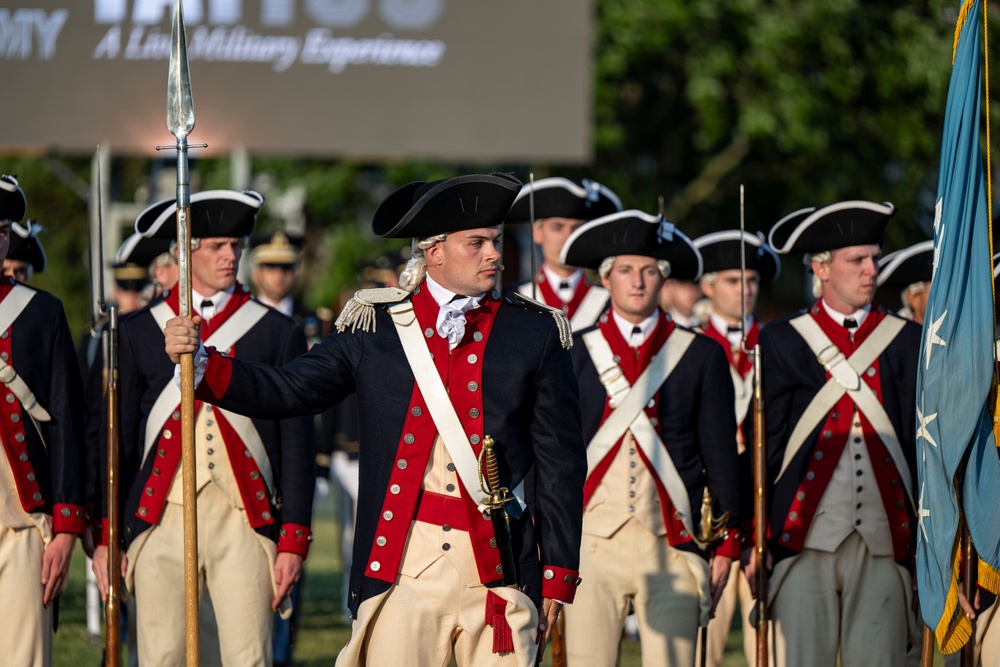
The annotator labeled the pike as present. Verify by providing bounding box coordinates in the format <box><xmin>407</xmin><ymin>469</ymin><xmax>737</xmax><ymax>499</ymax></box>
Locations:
<box><xmin>528</xmin><ymin>172</ymin><xmax>539</xmax><ymax>301</ymax></box>
<box><xmin>738</xmin><ymin>185</ymin><xmax>769</xmax><ymax>667</ymax></box>
<box><xmin>156</xmin><ymin>1</ymin><xmax>208</xmax><ymax>663</ymax></box>
<box><xmin>88</xmin><ymin>146</ymin><xmax>121</xmax><ymax>667</ymax></box>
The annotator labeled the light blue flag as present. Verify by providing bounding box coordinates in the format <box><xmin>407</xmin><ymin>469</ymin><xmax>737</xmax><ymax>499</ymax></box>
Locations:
<box><xmin>915</xmin><ymin>0</ymin><xmax>999</xmax><ymax>653</ymax></box>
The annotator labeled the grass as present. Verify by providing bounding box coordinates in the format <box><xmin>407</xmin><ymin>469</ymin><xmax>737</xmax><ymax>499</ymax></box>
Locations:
<box><xmin>52</xmin><ymin>493</ymin><xmax>948</xmax><ymax>666</ymax></box>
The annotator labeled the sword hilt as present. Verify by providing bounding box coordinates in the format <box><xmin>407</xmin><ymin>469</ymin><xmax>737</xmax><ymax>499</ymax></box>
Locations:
<box><xmin>698</xmin><ymin>486</ymin><xmax>730</xmax><ymax>545</ymax></box>
<box><xmin>478</xmin><ymin>435</ymin><xmax>512</xmax><ymax>509</ymax></box>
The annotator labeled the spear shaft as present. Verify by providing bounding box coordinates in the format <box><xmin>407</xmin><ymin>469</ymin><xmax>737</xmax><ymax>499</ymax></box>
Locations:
<box><xmin>166</xmin><ymin>1</ymin><xmax>199</xmax><ymax>663</ymax></box>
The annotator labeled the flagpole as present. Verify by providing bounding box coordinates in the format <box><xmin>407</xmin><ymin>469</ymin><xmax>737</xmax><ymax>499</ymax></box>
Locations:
<box><xmin>961</xmin><ymin>527</ymin><xmax>977</xmax><ymax>667</ymax></box>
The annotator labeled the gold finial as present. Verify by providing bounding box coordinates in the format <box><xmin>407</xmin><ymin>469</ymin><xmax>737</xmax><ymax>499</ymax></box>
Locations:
<box><xmin>698</xmin><ymin>487</ymin><xmax>730</xmax><ymax>545</ymax></box>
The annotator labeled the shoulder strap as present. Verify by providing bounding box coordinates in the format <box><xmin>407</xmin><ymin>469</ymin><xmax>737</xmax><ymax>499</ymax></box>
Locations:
<box><xmin>583</xmin><ymin>328</ymin><xmax>701</xmax><ymax>544</ymax></box>
<box><xmin>389</xmin><ymin>302</ymin><xmax>495</xmax><ymax>511</ymax></box>
<box><xmin>779</xmin><ymin>314</ymin><xmax>912</xmax><ymax>504</ymax></box>
<box><xmin>0</xmin><ymin>284</ymin><xmax>36</xmax><ymax>334</ymax></box>
<box><xmin>143</xmin><ymin>300</ymin><xmax>269</xmax><ymax>461</ymax></box>
<box><xmin>0</xmin><ymin>285</ymin><xmax>49</xmax><ymax>430</ymax></box>
<box><xmin>569</xmin><ymin>286</ymin><xmax>608</xmax><ymax>332</ymax></box>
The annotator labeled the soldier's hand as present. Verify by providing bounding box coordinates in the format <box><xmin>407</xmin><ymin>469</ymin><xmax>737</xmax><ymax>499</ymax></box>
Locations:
<box><xmin>164</xmin><ymin>315</ymin><xmax>202</xmax><ymax>363</ymax></box>
<box><xmin>91</xmin><ymin>545</ymin><xmax>128</xmax><ymax>603</ymax></box>
<box><xmin>536</xmin><ymin>597</ymin><xmax>561</xmax><ymax>660</ymax></box>
<box><xmin>273</xmin><ymin>552</ymin><xmax>303</xmax><ymax>612</ymax></box>
<box><xmin>41</xmin><ymin>533</ymin><xmax>76</xmax><ymax>607</ymax></box>
<box><xmin>709</xmin><ymin>555</ymin><xmax>733</xmax><ymax>617</ymax></box>
<box><xmin>742</xmin><ymin>546</ymin><xmax>772</xmax><ymax>599</ymax></box>
<box><xmin>958</xmin><ymin>588</ymin><xmax>981</xmax><ymax>620</ymax></box>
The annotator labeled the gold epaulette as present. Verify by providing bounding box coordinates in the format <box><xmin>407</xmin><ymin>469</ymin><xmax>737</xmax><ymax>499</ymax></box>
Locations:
<box><xmin>510</xmin><ymin>293</ymin><xmax>573</xmax><ymax>349</ymax></box>
<box><xmin>334</xmin><ymin>287</ymin><xmax>411</xmax><ymax>333</ymax></box>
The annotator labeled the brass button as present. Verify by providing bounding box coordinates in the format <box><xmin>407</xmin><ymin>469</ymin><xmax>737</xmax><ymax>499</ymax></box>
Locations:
<box><xmin>473</xmin><ymin>332</ymin><xmax>484</xmax><ymax>342</ymax></box>
<box><xmin>60</xmin><ymin>507</ymin><xmax>70</xmax><ymax>516</ymax></box>
<box><xmin>26</xmin><ymin>472</ymin><xmax>34</xmax><ymax>482</ymax></box>
<box><xmin>469</xmin><ymin>408</ymin><xmax>480</xmax><ymax>418</ymax></box>
<box><xmin>404</xmin><ymin>434</ymin><xmax>415</xmax><ymax>444</ymax></box>
<box><xmin>468</xmin><ymin>381</ymin><xmax>479</xmax><ymax>392</ymax></box>
<box><xmin>10</xmin><ymin>413</ymin><xmax>19</xmax><ymax>423</ymax></box>
<box><xmin>370</xmin><ymin>561</ymin><xmax>381</xmax><ymax>572</ymax></box>
<box><xmin>467</xmin><ymin>354</ymin><xmax>478</xmax><ymax>364</ymax></box>
<box><xmin>145</xmin><ymin>487</ymin><xmax>154</xmax><ymax>496</ymax></box>
<box><xmin>376</xmin><ymin>536</ymin><xmax>387</xmax><ymax>546</ymax></box>
<box><xmin>262</xmin><ymin>511</ymin><xmax>271</xmax><ymax>520</ymax></box>
<box><xmin>390</xmin><ymin>484</ymin><xmax>401</xmax><ymax>495</ymax></box>
<box><xmin>383</xmin><ymin>511</ymin><xmax>394</xmax><ymax>521</ymax></box>
<box><xmin>789</xmin><ymin>511</ymin><xmax>798</xmax><ymax>521</ymax></box>
<box><xmin>796</xmin><ymin>492</ymin><xmax>806</xmax><ymax>501</ymax></box>
<box><xmin>172</xmin><ymin>411</ymin><xmax>180</xmax><ymax>420</ymax></box>
<box><xmin>139</xmin><ymin>507</ymin><xmax>148</xmax><ymax>517</ymax></box>
<box><xmin>250</xmin><ymin>472</ymin><xmax>260</xmax><ymax>480</ymax></box>
<box><xmin>256</xmin><ymin>491</ymin><xmax>266</xmax><ymax>500</ymax></box>
<box><xmin>490</xmin><ymin>538</ymin><xmax>497</xmax><ymax>548</ymax></box>
<box><xmin>5</xmin><ymin>394</ymin><xmax>13</xmax><ymax>403</ymax></box>
<box><xmin>543</xmin><ymin>569</ymin><xmax>554</xmax><ymax>580</ymax></box>
<box><xmin>162</xmin><ymin>429</ymin><xmax>171</xmax><ymax>439</ymax></box>
<box><xmin>158</xmin><ymin>449</ymin><xmax>167</xmax><ymax>457</ymax></box>
<box><xmin>14</xmin><ymin>433</ymin><xmax>23</xmax><ymax>442</ymax></box>
<box><xmin>397</xmin><ymin>459</ymin><xmax>408</xmax><ymax>470</ymax></box>
<box><xmin>19</xmin><ymin>452</ymin><xmax>28</xmax><ymax>462</ymax></box>
<box><xmin>470</xmin><ymin>434</ymin><xmax>480</xmax><ymax>445</ymax></box>
<box><xmin>411</xmin><ymin>407</ymin><xmax>422</xmax><ymax>417</ymax></box>
<box><xmin>424</xmin><ymin>328</ymin><xmax>434</xmax><ymax>338</ymax></box>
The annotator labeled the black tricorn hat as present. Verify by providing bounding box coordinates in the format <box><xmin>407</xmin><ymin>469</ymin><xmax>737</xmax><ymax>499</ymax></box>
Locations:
<box><xmin>115</xmin><ymin>233</ymin><xmax>173</xmax><ymax>268</ymax></box>
<box><xmin>559</xmin><ymin>210</ymin><xmax>703</xmax><ymax>281</ymax></box>
<box><xmin>250</xmin><ymin>230</ymin><xmax>304</xmax><ymax>266</ymax></box>
<box><xmin>7</xmin><ymin>220</ymin><xmax>45</xmax><ymax>272</ymax></box>
<box><xmin>0</xmin><ymin>175</ymin><xmax>26</xmax><ymax>223</ymax></box>
<box><xmin>372</xmin><ymin>173</ymin><xmax>522</xmax><ymax>239</ymax></box>
<box><xmin>135</xmin><ymin>190</ymin><xmax>264</xmax><ymax>240</ymax></box>
<box><xmin>877</xmin><ymin>240</ymin><xmax>934</xmax><ymax>289</ymax></box>
<box><xmin>693</xmin><ymin>230</ymin><xmax>780</xmax><ymax>283</ymax></box>
<box><xmin>769</xmin><ymin>201</ymin><xmax>895</xmax><ymax>255</ymax></box>
<box><xmin>505</xmin><ymin>177</ymin><xmax>622</xmax><ymax>224</ymax></box>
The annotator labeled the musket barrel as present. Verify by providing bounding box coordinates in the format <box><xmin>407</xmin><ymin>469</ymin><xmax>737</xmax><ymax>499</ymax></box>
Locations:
<box><xmin>752</xmin><ymin>344</ymin><xmax>768</xmax><ymax>667</ymax></box>
<box><xmin>105</xmin><ymin>306</ymin><xmax>121</xmax><ymax>667</ymax></box>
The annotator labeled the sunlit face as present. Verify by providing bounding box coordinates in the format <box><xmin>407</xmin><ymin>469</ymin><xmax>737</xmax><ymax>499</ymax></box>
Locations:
<box><xmin>601</xmin><ymin>255</ymin><xmax>664</xmax><ymax>323</ymax></box>
<box><xmin>813</xmin><ymin>244</ymin><xmax>880</xmax><ymax>313</ymax></box>
<box><xmin>425</xmin><ymin>226</ymin><xmax>502</xmax><ymax>296</ymax></box>
<box><xmin>659</xmin><ymin>279</ymin><xmax>702</xmax><ymax>317</ymax></box>
<box><xmin>252</xmin><ymin>263</ymin><xmax>297</xmax><ymax>303</ymax></box>
<box><xmin>906</xmin><ymin>282</ymin><xmax>931</xmax><ymax>326</ymax></box>
<box><xmin>3</xmin><ymin>259</ymin><xmax>29</xmax><ymax>283</ymax></box>
<box><xmin>533</xmin><ymin>217</ymin><xmax>586</xmax><ymax>272</ymax></box>
<box><xmin>190</xmin><ymin>237</ymin><xmax>242</xmax><ymax>296</ymax></box>
<box><xmin>701</xmin><ymin>269</ymin><xmax>759</xmax><ymax>325</ymax></box>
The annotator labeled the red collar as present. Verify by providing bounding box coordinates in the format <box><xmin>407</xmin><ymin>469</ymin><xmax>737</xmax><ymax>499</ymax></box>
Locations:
<box><xmin>596</xmin><ymin>310</ymin><xmax>675</xmax><ymax>383</ymax></box>
<box><xmin>535</xmin><ymin>270</ymin><xmax>591</xmax><ymax>317</ymax></box>
<box><xmin>163</xmin><ymin>283</ymin><xmax>253</xmax><ymax>340</ymax></box>
<box><xmin>700</xmin><ymin>319</ymin><xmax>759</xmax><ymax>376</ymax></box>
<box><xmin>808</xmin><ymin>301</ymin><xmax>886</xmax><ymax>352</ymax></box>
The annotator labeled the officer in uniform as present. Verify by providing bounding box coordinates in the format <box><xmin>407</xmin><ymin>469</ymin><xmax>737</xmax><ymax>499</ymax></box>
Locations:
<box><xmin>559</xmin><ymin>210</ymin><xmax>743</xmax><ymax>667</ymax></box>
<box><xmin>92</xmin><ymin>190</ymin><xmax>315</xmax><ymax>667</ymax></box>
<box><xmin>877</xmin><ymin>240</ymin><xmax>934</xmax><ymax>325</ymax></box>
<box><xmin>250</xmin><ymin>230</ymin><xmax>321</xmax><ymax>344</ymax></box>
<box><xmin>752</xmin><ymin>201</ymin><xmax>921</xmax><ymax>666</ymax></box>
<box><xmin>2</xmin><ymin>218</ymin><xmax>45</xmax><ymax>283</ymax></box>
<box><xmin>163</xmin><ymin>173</ymin><xmax>587</xmax><ymax>666</ymax></box>
<box><xmin>503</xmin><ymin>177</ymin><xmax>621</xmax><ymax>331</ymax></box>
<box><xmin>692</xmin><ymin>229</ymin><xmax>779</xmax><ymax>667</ymax></box>
<box><xmin>0</xmin><ymin>174</ymin><xmax>87</xmax><ymax>667</ymax></box>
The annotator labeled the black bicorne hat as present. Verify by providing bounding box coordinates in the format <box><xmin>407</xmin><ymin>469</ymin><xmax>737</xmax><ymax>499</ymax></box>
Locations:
<box><xmin>559</xmin><ymin>210</ymin><xmax>703</xmax><ymax>281</ymax></box>
<box><xmin>693</xmin><ymin>230</ymin><xmax>780</xmax><ymax>283</ymax></box>
<box><xmin>769</xmin><ymin>201</ymin><xmax>895</xmax><ymax>255</ymax></box>
<box><xmin>0</xmin><ymin>175</ymin><xmax>26</xmax><ymax>223</ymax></box>
<box><xmin>372</xmin><ymin>173</ymin><xmax>522</xmax><ymax>239</ymax></box>
<box><xmin>877</xmin><ymin>240</ymin><xmax>934</xmax><ymax>289</ymax></box>
<box><xmin>135</xmin><ymin>190</ymin><xmax>264</xmax><ymax>240</ymax></box>
<box><xmin>505</xmin><ymin>177</ymin><xmax>622</xmax><ymax>224</ymax></box>
<box><xmin>7</xmin><ymin>220</ymin><xmax>45</xmax><ymax>272</ymax></box>
<box><xmin>250</xmin><ymin>230</ymin><xmax>304</xmax><ymax>266</ymax></box>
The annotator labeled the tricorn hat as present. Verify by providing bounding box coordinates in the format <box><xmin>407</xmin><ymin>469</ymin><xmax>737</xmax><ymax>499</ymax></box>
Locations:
<box><xmin>372</xmin><ymin>173</ymin><xmax>522</xmax><ymax>239</ymax></box>
<box><xmin>559</xmin><ymin>210</ymin><xmax>703</xmax><ymax>281</ymax></box>
<box><xmin>0</xmin><ymin>175</ymin><xmax>26</xmax><ymax>223</ymax></box>
<box><xmin>115</xmin><ymin>233</ymin><xmax>173</xmax><ymax>268</ymax></box>
<box><xmin>877</xmin><ymin>240</ymin><xmax>934</xmax><ymax>289</ymax></box>
<box><xmin>505</xmin><ymin>177</ymin><xmax>622</xmax><ymax>224</ymax></box>
<box><xmin>250</xmin><ymin>230</ymin><xmax>303</xmax><ymax>266</ymax></box>
<box><xmin>7</xmin><ymin>220</ymin><xmax>45</xmax><ymax>272</ymax></box>
<box><xmin>135</xmin><ymin>190</ymin><xmax>264</xmax><ymax>240</ymax></box>
<box><xmin>693</xmin><ymin>230</ymin><xmax>780</xmax><ymax>283</ymax></box>
<box><xmin>769</xmin><ymin>201</ymin><xmax>895</xmax><ymax>255</ymax></box>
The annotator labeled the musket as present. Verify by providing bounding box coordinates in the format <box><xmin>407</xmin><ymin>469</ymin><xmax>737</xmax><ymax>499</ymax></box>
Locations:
<box><xmin>528</xmin><ymin>173</ymin><xmax>539</xmax><ymax>301</ymax></box>
<box><xmin>738</xmin><ymin>185</ymin><xmax>769</xmax><ymax>667</ymax></box>
<box><xmin>697</xmin><ymin>487</ymin><xmax>730</xmax><ymax>667</ymax></box>
<box><xmin>89</xmin><ymin>146</ymin><xmax>121</xmax><ymax>667</ymax></box>
<box><xmin>156</xmin><ymin>2</ymin><xmax>207</xmax><ymax>663</ymax></box>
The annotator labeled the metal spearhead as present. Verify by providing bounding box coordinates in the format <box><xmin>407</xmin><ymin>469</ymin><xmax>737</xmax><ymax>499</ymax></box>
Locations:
<box><xmin>167</xmin><ymin>0</ymin><xmax>195</xmax><ymax>141</ymax></box>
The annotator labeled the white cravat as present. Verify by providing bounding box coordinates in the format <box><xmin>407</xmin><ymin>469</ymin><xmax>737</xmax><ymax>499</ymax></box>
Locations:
<box><xmin>543</xmin><ymin>265</ymin><xmax>582</xmax><ymax>304</ymax></box>
<box><xmin>425</xmin><ymin>275</ymin><xmax>483</xmax><ymax>351</ymax></box>
<box><xmin>612</xmin><ymin>309</ymin><xmax>659</xmax><ymax>348</ymax></box>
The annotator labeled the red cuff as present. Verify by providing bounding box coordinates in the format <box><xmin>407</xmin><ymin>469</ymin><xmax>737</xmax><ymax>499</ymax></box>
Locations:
<box><xmin>52</xmin><ymin>503</ymin><xmax>88</xmax><ymax>536</ymax></box>
<box><xmin>197</xmin><ymin>347</ymin><xmax>233</xmax><ymax>403</ymax></box>
<box><xmin>277</xmin><ymin>523</ymin><xmax>312</xmax><ymax>559</ymax></box>
<box><xmin>541</xmin><ymin>564</ymin><xmax>581</xmax><ymax>604</ymax></box>
<box><xmin>715</xmin><ymin>528</ymin><xmax>744</xmax><ymax>560</ymax></box>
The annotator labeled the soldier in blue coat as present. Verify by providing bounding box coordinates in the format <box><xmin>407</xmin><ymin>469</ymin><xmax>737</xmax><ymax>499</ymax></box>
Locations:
<box><xmin>93</xmin><ymin>190</ymin><xmax>315</xmax><ymax>667</ymax></box>
<box><xmin>0</xmin><ymin>174</ymin><xmax>87</xmax><ymax>667</ymax></box>
<box><xmin>164</xmin><ymin>173</ymin><xmax>587</xmax><ymax>667</ymax></box>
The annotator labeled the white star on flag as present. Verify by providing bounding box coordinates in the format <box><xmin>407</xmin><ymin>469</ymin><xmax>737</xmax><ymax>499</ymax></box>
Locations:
<box><xmin>917</xmin><ymin>392</ymin><xmax>939</xmax><ymax>462</ymax></box>
<box><xmin>918</xmin><ymin>483</ymin><xmax>931</xmax><ymax>543</ymax></box>
<box><xmin>923</xmin><ymin>308</ymin><xmax>948</xmax><ymax>370</ymax></box>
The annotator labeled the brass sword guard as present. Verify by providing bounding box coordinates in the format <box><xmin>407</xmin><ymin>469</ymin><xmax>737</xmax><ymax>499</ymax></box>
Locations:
<box><xmin>698</xmin><ymin>486</ymin><xmax>730</xmax><ymax>544</ymax></box>
<box><xmin>477</xmin><ymin>435</ymin><xmax>513</xmax><ymax>511</ymax></box>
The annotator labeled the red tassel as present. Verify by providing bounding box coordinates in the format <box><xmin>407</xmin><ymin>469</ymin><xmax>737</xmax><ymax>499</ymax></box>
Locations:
<box><xmin>485</xmin><ymin>590</ymin><xmax>515</xmax><ymax>655</ymax></box>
